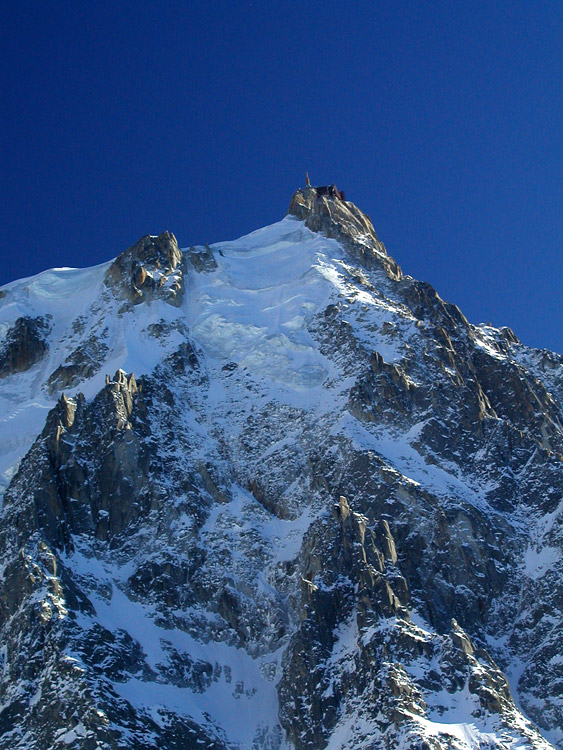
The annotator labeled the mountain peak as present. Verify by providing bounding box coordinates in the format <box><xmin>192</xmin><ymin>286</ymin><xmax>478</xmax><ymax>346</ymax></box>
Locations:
<box><xmin>0</xmin><ymin>187</ymin><xmax>562</xmax><ymax>749</ymax></box>
<box><xmin>288</xmin><ymin>184</ymin><xmax>402</xmax><ymax>280</ymax></box>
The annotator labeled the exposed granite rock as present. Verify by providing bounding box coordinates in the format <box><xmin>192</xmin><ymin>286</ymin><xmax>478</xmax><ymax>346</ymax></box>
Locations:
<box><xmin>46</xmin><ymin>334</ymin><xmax>110</xmax><ymax>394</ymax></box>
<box><xmin>288</xmin><ymin>186</ymin><xmax>402</xmax><ymax>280</ymax></box>
<box><xmin>2</xmin><ymin>370</ymin><xmax>150</xmax><ymax>549</ymax></box>
<box><xmin>0</xmin><ymin>315</ymin><xmax>51</xmax><ymax>378</ymax></box>
<box><xmin>188</xmin><ymin>244</ymin><xmax>218</xmax><ymax>273</ymax></box>
<box><xmin>105</xmin><ymin>231</ymin><xmax>186</xmax><ymax>308</ymax></box>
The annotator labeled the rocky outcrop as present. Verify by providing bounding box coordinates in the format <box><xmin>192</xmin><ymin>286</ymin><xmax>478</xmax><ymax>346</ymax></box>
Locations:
<box><xmin>2</xmin><ymin>369</ymin><xmax>149</xmax><ymax>549</ymax></box>
<box><xmin>277</xmin><ymin>487</ymin><xmax>549</xmax><ymax>749</ymax></box>
<box><xmin>104</xmin><ymin>231</ymin><xmax>186</xmax><ymax>308</ymax></box>
<box><xmin>288</xmin><ymin>186</ymin><xmax>402</xmax><ymax>280</ymax></box>
<box><xmin>0</xmin><ymin>315</ymin><xmax>51</xmax><ymax>377</ymax></box>
<box><xmin>188</xmin><ymin>244</ymin><xmax>218</xmax><ymax>273</ymax></box>
<box><xmin>46</xmin><ymin>334</ymin><xmax>109</xmax><ymax>394</ymax></box>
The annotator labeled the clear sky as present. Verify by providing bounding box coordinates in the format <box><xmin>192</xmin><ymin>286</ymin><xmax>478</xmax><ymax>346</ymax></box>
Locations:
<box><xmin>2</xmin><ymin>1</ymin><xmax>562</xmax><ymax>352</ymax></box>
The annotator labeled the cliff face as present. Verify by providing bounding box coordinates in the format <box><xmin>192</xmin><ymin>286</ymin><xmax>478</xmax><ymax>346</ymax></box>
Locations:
<box><xmin>288</xmin><ymin>186</ymin><xmax>402</xmax><ymax>279</ymax></box>
<box><xmin>0</xmin><ymin>187</ymin><xmax>562</xmax><ymax>749</ymax></box>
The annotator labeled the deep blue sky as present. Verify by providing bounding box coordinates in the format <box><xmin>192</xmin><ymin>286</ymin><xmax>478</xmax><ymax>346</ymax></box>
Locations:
<box><xmin>2</xmin><ymin>1</ymin><xmax>562</xmax><ymax>352</ymax></box>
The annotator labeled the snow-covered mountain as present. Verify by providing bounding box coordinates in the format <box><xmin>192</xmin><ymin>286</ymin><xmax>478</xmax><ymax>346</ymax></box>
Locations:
<box><xmin>0</xmin><ymin>186</ymin><xmax>562</xmax><ymax>749</ymax></box>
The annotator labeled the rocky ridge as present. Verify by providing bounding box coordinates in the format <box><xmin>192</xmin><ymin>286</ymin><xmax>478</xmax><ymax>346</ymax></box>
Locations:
<box><xmin>0</xmin><ymin>186</ymin><xmax>561</xmax><ymax>749</ymax></box>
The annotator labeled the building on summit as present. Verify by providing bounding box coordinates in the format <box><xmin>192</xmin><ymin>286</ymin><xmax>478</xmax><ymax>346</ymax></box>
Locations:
<box><xmin>305</xmin><ymin>173</ymin><xmax>346</xmax><ymax>201</ymax></box>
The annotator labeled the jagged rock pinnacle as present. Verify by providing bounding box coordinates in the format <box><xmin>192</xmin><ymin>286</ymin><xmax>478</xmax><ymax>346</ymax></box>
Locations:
<box><xmin>104</xmin><ymin>230</ymin><xmax>186</xmax><ymax>308</ymax></box>
<box><xmin>288</xmin><ymin>185</ymin><xmax>402</xmax><ymax>280</ymax></box>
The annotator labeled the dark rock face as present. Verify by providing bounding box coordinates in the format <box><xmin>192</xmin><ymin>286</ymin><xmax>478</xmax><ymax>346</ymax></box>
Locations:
<box><xmin>46</xmin><ymin>333</ymin><xmax>110</xmax><ymax>394</ymax></box>
<box><xmin>22</xmin><ymin>371</ymin><xmax>150</xmax><ymax>547</ymax></box>
<box><xmin>0</xmin><ymin>190</ymin><xmax>562</xmax><ymax>749</ymax></box>
<box><xmin>0</xmin><ymin>315</ymin><xmax>51</xmax><ymax>377</ymax></box>
<box><xmin>104</xmin><ymin>231</ymin><xmax>186</xmax><ymax>308</ymax></box>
